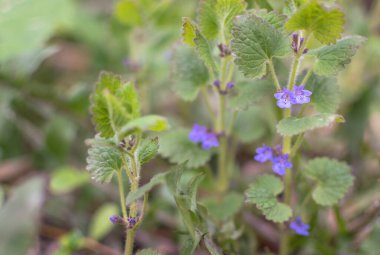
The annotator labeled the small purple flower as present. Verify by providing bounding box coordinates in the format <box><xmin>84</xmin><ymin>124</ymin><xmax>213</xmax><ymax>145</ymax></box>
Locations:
<box><xmin>290</xmin><ymin>217</ymin><xmax>310</xmax><ymax>236</ymax></box>
<box><xmin>254</xmin><ymin>145</ymin><xmax>273</xmax><ymax>163</ymax></box>
<box><xmin>272</xmin><ymin>154</ymin><xmax>293</xmax><ymax>176</ymax></box>
<box><xmin>213</xmin><ymin>80</ymin><xmax>221</xmax><ymax>88</ymax></box>
<box><xmin>274</xmin><ymin>89</ymin><xmax>294</xmax><ymax>108</ymax></box>
<box><xmin>189</xmin><ymin>124</ymin><xmax>207</xmax><ymax>143</ymax></box>
<box><xmin>109</xmin><ymin>215</ymin><xmax>124</xmax><ymax>225</ymax></box>
<box><xmin>127</xmin><ymin>217</ymin><xmax>137</xmax><ymax>228</ymax></box>
<box><xmin>201</xmin><ymin>132</ymin><xmax>219</xmax><ymax>150</ymax></box>
<box><xmin>226</xmin><ymin>82</ymin><xmax>235</xmax><ymax>90</ymax></box>
<box><xmin>292</xmin><ymin>85</ymin><xmax>312</xmax><ymax>105</ymax></box>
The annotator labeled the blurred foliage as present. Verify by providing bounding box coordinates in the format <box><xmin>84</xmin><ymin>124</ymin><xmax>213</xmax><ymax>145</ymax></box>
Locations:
<box><xmin>0</xmin><ymin>0</ymin><xmax>379</xmax><ymax>254</ymax></box>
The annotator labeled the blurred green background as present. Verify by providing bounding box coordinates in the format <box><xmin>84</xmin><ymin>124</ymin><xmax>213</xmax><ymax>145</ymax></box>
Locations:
<box><xmin>0</xmin><ymin>0</ymin><xmax>379</xmax><ymax>254</ymax></box>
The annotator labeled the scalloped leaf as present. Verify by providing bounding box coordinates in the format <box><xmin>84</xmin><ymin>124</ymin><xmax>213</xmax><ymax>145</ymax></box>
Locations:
<box><xmin>309</xmin><ymin>36</ymin><xmax>366</xmax><ymax>76</ymax></box>
<box><xmin>91</xmin><ymin>72</ymin><xmax>140</xmax><ymax>138</ymax></box>
<box><xmin>277</xmin><ymin>113</ymin><xmax>345</xmax><ymax>136</ymax></box>
<box><xmin>198</xmin><ymin>0</ymin><xmax>246</xmax><ymax>40</ymax></box>
<box><xmin>231</xmin><ymin>14</ymin><xmax>290</xmax><ymax>79</ymax></box>
<box><xmin>303</xmin><ymin>158</ymin><xmax>354</xmax><ymax>206</ymax></box>
<box><xmin>173</xmin><ymin>46</ymin><xmax>209</xmax><ymax>101</ymax></box>
<box><xmin>251</xmin><ymin>10</ymin><xmax>287</xmax><ymax>31</ymax></box>
<box><xmin>245</xmin><ymin>174</ymin><xmax>292</xmax><ymax>223</ymax></box>
<box><xmin>285</xmin><ymin>1</ymin><xmax>344</xmax><ymax>44</ymax></box>
<box><xmin>308</xmin><ymin>75</ymin><xmax>340</xmax><ymax>113</ymax></box>
<box><xmin>86</xmin><ymin>137</ymin><xmax>122</xmax><ymax>183</ymax></box>
<box><xmin>138</xmin><ymin>137</ymin><xmax>159</xmax><ymax>165</ymax></box>
<box><xmin>158</xmin><ymin>129</ymin><xmax>212</xmax><ymax>168</ymax></box>
<box><xmin>202</xmin><ymin>192</ymin><xmax>244</xmax><ymax>221</ymax></box>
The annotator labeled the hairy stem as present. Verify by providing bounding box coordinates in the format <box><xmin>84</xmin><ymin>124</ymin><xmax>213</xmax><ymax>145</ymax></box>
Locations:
<box><xmin>201</xmin><ymin>87</ymin><xmax>217</xmax><ymax>126</ymax></box>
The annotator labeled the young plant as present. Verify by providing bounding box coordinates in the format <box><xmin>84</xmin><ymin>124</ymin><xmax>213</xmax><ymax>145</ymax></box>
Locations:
<box><xmin>162</xmin><ymin>0</ymin><xmax>364</xmax><ymax>254</ymax></box>
<box><xmin>86</xmin><ymin>72</ymin><xmax>169</xmax><ymax>255</ymax></box>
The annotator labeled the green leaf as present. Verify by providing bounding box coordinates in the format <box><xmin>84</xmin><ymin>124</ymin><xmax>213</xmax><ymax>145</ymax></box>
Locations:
<box><xmin>114</xmin><ymin>0</ymin><xmax>141</xmax><ymax>26</ymax></box>
<box><xmin>173</xmin><ymin>46</ymin><xmax>209</xmax><ymax>101</ymax></box>
<box><xmin>181</xmin><ymin>18</ymin><xmax>217</xmax><ymax>73</ymax></box>
<box><xmin>285</xmin><ymin>1</ymin><xmax>344</xmax><ymax>44</ymax></box>
<box><xmin>136</xmin><ymin>249</ymin><xmax>162</xmax><ymax>255</ymax></box>
<box><xmin>175</xmin><ymin>195</ymin><xmax>203</xmax><ymax>239</ymax></box>
<box><xmin>91</xmin><ymin>72</ymin><xmax>140</xmax><ymax>138</ymax></box>
<box><xmin>303</xmin><ymin>158</ymin><xmax>354</xmax><ymax>206</ymax></box>
<box><xmin>183</xmin><ymin>172</ymin><xmax>205</xmax><ymax>212</ymax></box>
<box><xmin>50</xmin><ymin>166</ymin><xmax>89</xmax><ymax>194</ymax></box>
<box><xmin>0</xmin><ymin>177</ymin><xmax>45</xmax><ymax>255</ymax></box>
<box><xmin>199</xmin><ymin>0</ymin><xmax>246</xmax><ymax>40</ymax></box>
<box><xmin>138</xmin><ymin>137</ymin><xmax>159</xmax><ymax>165</ymax></box>
<box><xmin>180</xmin><ymin>232</ymin><xmax>203</xmax><ymax>255</ymax></box>
<box><xmin>245</xmin><ymin>174</ymin><xmax>292</xmax><ymax>223</ymax></box>
<box><xmin>120</xmin><ymin>115</ymin><xmax>169</xmax><ymax>137</ymax></box>
<box><xmin>251</xmin><ymin>10</ymin><xmax>287</xmax><ymax>31</ymax></box>
<box><xmin>86</xmin><ymin>137</ymin><xmax>123</xmax><ymax>183</ymax></box>
<box><xmin>231</xmin><ymin>14</ymin><xmax>290</xmax><ymax>79</ymax></box>
<box><xmin>309</xmin><ymin>36</ymin><xmax>366</xmax><ymax>76</ymax></box>
<box><xmin>158</xmin><ymin>129</ymin><xmax>213</xmax><ymax>168</ymax></box>
<box><xmin>229</xmin><ymin>80</ymin><xmax>272</xmax><ymax>111</ymax></box>
<box><xmin>126</xmin><ymin>172</ymin><xmax>168</xmax><ymax>205</ymax></box>
<box><xmin>276</xmin><ymin>113</ymin><xmax>345</xmax><ymax>137</ymax></box>
<box><xmin>202</xmin><ymin>192</ymin><xmax>244</xmax><ymax>221</ymax></box>
<box><xmin>308</xmin><ymin>75</ymin><xmax>340</xmax><ymax>113</ymax></box>
<box><xmin>0</xmin><ymin>0</ymin><xmax>74</xmax><ymax>62</ymax></box>
<box><xmin>233</xmin><ymin>107</ymin><xmax>267</xmax><ymax>143</ymax></box>
<box><xmin>89</xmin><ymin>203</ymin><xmax>119</xmax><ymax>240</ymax></box>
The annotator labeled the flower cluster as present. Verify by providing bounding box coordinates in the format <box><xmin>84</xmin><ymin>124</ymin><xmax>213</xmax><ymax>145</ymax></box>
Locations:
<box><xmin>189</xmin><ymin>124</ymin><xmax>219</xmax><ymax>150</ymax></box>
<box><xmin>290</xmin><ymin>217</ymin><xmax>310</xmax><ymax>236</ymax></box>
<box><xmin>109</xmin><ymin>215</ymin><xmax>125</xmax><ymax>225</ymax></box>
<box><xmin>254</xmin><ymin>144</ymin><xmax>293</xmax><ymax>176</ymax></box>
<box><xmin>213</xmin><ymin>79</ymin><xmax>234</xmax><ymax>95</ymax></box>
<box><xmin>274</xmin><ymin>85</ymin><xmax>312</xmax><ymax>109</ymax></box>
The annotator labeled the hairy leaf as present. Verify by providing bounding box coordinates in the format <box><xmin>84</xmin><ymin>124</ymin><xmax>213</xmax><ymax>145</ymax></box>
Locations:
<box><xmin>285</xmin><ymin>1</ymin><xmax>344</xmax><ymax>44</ymax></box>
<box><xmin>86</xmin><ymin>137</ymin><xmax>123</xmax><ymax>183</ymax></box>
<box><xmin>199</xmin><ymin>0</ymin><xmax>246</xmax><ymax>40</ymax></box>
<box><xmin>303</xmin><ymin>158</ymin><xmax>354</xmax><ymax>206</ymax></box>
<box><xmin>158</xmin><ymin>129</ymin><xmax>213</xmax><ymax>168</ymax></box>
<box><xmin>138</xmin><ymin>137</ymin><xmax>159</xmax><ymax>165</ymax></box>
<box><xmin>277</xmin><ymin>113</ymin><xmax>345</xmax><ymax>136</ymax></box>
<box><xmin>309</xmin><ymin>36</ymin><xmax>366</xmax><ymax>76</ymax></box>
<box><xmin>91</xmin><ymin>72</ymin><xmax>140</xmax><ymax>138</ymax></box>
<box><xmin>251</xmin><ymin>10</ymin><xmax>287</xmax><ymax>31</ymax></box>
<box><xmin>246</xmin><ymin>174</ymin><xmax>292</xmax><ymax>223</ymax></box>
<box><xmin>173</xmin><ymin>46</ymin><xmax>209</xmax><ymax>101</ymax></box>
<box><xmin>308</xmin><ymin>75</ymin><xmax>340</xmax><ymax>113</ymax></box>
<box><xmin>231</xmin><ymin>14</ymin><xmax>290</xmax><ymax>79</ymax></box>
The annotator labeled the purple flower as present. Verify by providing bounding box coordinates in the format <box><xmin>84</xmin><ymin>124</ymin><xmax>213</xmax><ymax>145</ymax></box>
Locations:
<box><xmin>109</xmin><ymin>215</ymin><xmax>124</xmax><ymax>225</ymax></box>
<box><xmin>201</xmin><ymin>132</ymin><xmax>219</xmax><ymax>150</ymax></box>
<box><xmin>254</xmin><ymin>145</ymin><xmax>273</xmax><ymax>163</ymax></box>
<box><xmin>127</xmin><ymin>217</ymin><xmax>137</xmax><ymax>228</ymax></box>
<box><xmin>272</xmin><ymin>154</ymin><xmax>292</xmax><ymax>176</ymax></box>
<box><xmin>189</xmin><ymin>124</ymin><xmax>207</xmax><ymax>143</ymax></box>
<box><xmin>226</xmin><ymin>82</ymin><xmax>235</xmax><ymax>90</ymax></box>
<box><xmin>274</xmin><ymin>89</ymin><xmax>294</xmax><ymax>108</ymax></box>
<box><xmin>290</xmin><ymin>217</ymin><xmax>310</xmax><ymax>236</ymax></box>
<box><xmin>292</xmin><ymin>85</ymin><xmax>312</xmax><ymax>105</ymax></box>
<box><xmin>213</xmin><ymin>80</ymin><xmax>221</xmax><ymax>88</ymax></box>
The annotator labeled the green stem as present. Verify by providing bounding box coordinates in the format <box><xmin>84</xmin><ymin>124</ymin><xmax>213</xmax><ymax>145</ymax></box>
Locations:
<box><xmin>268</xmin><ymin>59</ymin><xmax>282</xmax><ymax>90</ymax></box>
<box><xmin>124</xmin><ymin>154</ymin><xmax>140</xmax><ymax>255</ymax></box>
<box><xmin>117</xmin><ymin>171</ymin><xmax>128</xmax><ymax>220</ymax></box>
<box><xmin>300</xmin><ymin>68</ymin><xmax>313</xmax><ymax>86</ymax></box>
<box><xmin>201</xmin><ymin>87</ymin><xmax>217</xmax><ymax>126</ymax></box>
<box><xmin>290</xmin><ymin>133</ymin><xmax>304</xmax><ymax>158</ymax></box>
<box><xmin>334</xmin><ymin>206</ymin><xmax>348</xmax><ymax>235</ymax></box>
